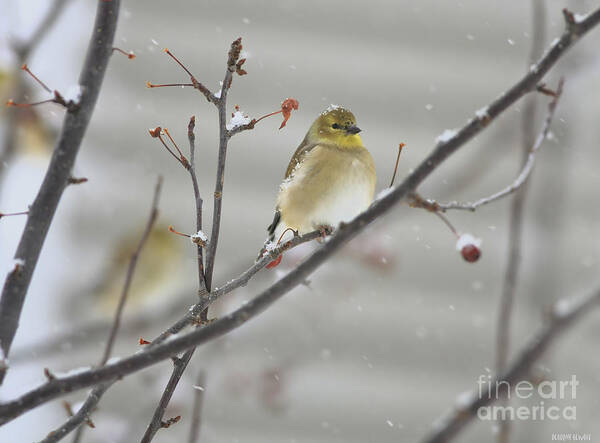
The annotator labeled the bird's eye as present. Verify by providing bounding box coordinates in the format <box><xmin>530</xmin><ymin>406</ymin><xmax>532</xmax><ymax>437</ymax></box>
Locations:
<box><xmin>331</xmin><ymin>123</ymin><xmax>341</xmax><ymax>129</ymax></box>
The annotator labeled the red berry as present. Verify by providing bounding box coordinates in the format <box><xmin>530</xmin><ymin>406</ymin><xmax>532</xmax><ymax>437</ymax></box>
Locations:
<box><xmin>461</xmin><ymin>244</ymin><xmax>481</xmax><ymax>262</ymax></box>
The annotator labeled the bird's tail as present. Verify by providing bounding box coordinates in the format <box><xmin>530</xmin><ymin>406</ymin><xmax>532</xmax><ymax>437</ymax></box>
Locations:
<box><xmin>257</xmin><ymin>210</ymin><xmax>282</xmax><ymax>261</ymax></box>
<box><xmin>267</xmin><ymin>210</ymin><xmax>281</xmax><ymax>242</ymax></box>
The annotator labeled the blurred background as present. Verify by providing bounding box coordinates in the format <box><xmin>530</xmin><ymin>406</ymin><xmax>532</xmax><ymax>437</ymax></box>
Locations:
<box><xmin>1</xmin><ymin>0</ymin><xmax>599</xmax><ymax>442</ymax></box>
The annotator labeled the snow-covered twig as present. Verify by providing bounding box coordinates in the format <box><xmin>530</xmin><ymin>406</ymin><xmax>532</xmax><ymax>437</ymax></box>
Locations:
<box><xmin>424</xmin><ymin>78</ymin><xmax>563</xmax><ymax>213</ymax></box>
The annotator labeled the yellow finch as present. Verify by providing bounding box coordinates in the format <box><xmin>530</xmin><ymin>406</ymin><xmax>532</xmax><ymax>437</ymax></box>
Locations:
<box><xmin>267</xmin><ymin>105</ymin><xmax>376</xmax><ymax>243</ymax></box>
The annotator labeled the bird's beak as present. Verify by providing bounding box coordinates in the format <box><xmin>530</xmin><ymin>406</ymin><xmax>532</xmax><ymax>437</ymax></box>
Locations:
<box><xmin>345</xmin><ymin>124</ymin><xmax>361</xmax><ymax>135</ymax></box>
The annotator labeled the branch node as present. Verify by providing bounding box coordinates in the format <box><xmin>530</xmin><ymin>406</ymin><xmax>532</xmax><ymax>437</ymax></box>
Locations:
<box><xmin>227</xmin><ymin>37</ymin><xmax>243</xmax><ymax>70</ymax></box>
<box><xmin>160</xmin><ymin>415</ymin><xmax>181</xmax><ymax>428</ymax></box>
<box><xmin>43</xmin><ymin>368</ymin><xmax>56</xmax><ymax>381</ymax></box>
<box><xmin>67</xmin><ymin>176</ymin><xmax>88</xmax><ymax>185</ymax></box>
<box><xmin>188</xmin><ymin>115</ymin><xmax>196</xmax><ymax>138</ymax></box>
<box><xmin>409</xmin><ymin>193</ymin><xmax>440</xmax><ymax>212</ymax></box>
<box><xmin>562</xmin><ymin>8</ymin><xmax>576</xmax><ymax>27</ymax></box>
<box><xmin>536</xmin><ymin>83</ymin><xmax>559</xmax><ymax>97</ymax></box>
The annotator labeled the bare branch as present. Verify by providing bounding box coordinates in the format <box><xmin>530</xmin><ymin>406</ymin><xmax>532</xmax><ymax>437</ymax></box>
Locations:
<box><xmin>39</xmin><ymin>383</ymin><xmax>110</xmax><ymax>443</ymax></box>
<box><xmin>204</xmin><ymin>38</ymin><xmax>242</xmax><ymax>291</ymax></box>
<box><xmin>39</xmin><ymin>177</ymin><xmax>163</xmax><ymax>443</ymax></box>
<box><xmin>420</xmin><ymin>287</ymin><xmax>600</xmax><ymax>443</ymax></box>
<box><xmin>187</xmin><ymin>116</ymin><xmax>207</xmax><ymax>292</ymax></box>
<box><xmin>0</xmin><ymin>0</ymin><xmax>121</xmax><ymax>386</ymax></box>
<box><xmin>1</xmin><ymin>5</ymin><xmax>599</xmax><ymax>425</ymax></box>
<box><xmin>141</xmin><ymin>40</ymin><xmax>244</xmax><ymax>439</ymax></box>
<box><xmin>160</xmin><ymin>48</ymin><xmax>218</xmax><ymax>105</ymax></box>
<box><xmin>0</xmin><ymin>0</ymin><xmax>69</xmax><ymax>185</ymax></box>
<box><xmin>424</xmin><ymin>79</ymin><xmax>563</xmax><ymax>212</ymax></box>
<box><xmin>151</xmin><ymin>228</ymin><xmax>324</xmax><ymax>344</ymax></box>
<box><xmin>187</xmin><ymin>370</ymin><xmax>206</xmax><ymax>443</ymax></box>
<box><xmin>140</xmin><ymin>349</ymin><xmax>194</xmax><ymax>442</ymax></box>
<box><xmin>11</xmin><ymin>230</ymin><xmax>320</xmax><ymax>364</ymax></box>
<box><xmin>101</xmin><ymin>177</ymin><xmax>163</xmax><ymax>365</ymax></box>
<box><xmin>496</xmin><ymin>3</ymin><xmax>547</xmax><ymax>442</ymax></box>
<box><xmin>10</xmin><ymin>292</ymin><xmax>185</xmax><ymax>364</ymax></box>
<box><xmin>13</xmin><ymin>0</ymin><xmax>70</xmax><ymax>59</ymax></box>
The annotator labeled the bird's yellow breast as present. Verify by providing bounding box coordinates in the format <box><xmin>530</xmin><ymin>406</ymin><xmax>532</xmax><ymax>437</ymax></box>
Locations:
<box><xmin>276</xmin><ymin>143</ymin><xmax>376</xmax><ymax>236</ymax></box>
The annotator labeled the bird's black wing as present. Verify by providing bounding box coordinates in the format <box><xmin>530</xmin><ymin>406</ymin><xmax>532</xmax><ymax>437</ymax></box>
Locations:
<box><xmin>285</xmin><ymin>138</ymin><xmax>318</xmax><ymax>178</ymax></box>
<box><xmin>266</xmin><ymin>138</ymin><xmax>317</xmax><ymax>241</ymax></box>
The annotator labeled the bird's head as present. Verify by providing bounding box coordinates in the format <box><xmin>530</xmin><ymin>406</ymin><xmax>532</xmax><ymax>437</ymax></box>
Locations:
<box><xmin>307</xmin><ymin>106</ymin><xmax>363</xmax><ymax>148</ymax></box>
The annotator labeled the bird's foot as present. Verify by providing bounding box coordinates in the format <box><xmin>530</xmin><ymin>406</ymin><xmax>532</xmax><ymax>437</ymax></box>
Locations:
<box><xmin>317</xmin><ymin>225</ymin><xmax>334</xmax><ymax>242</ymax></box>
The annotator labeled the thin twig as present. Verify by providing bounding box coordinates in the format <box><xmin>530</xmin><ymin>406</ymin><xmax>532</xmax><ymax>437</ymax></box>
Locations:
<box><xmin>20</xmin><ymin>64</ymin><xmax>52</xmax><ymax>93</ymax></box>
<box><xmin>163</xmin><ymin>128</ymin><xmax>190</xmax><ymax>169</ymax></box>
<box><xmin>424</xmin><ymin>79</ymin><xmax>563</xmax><ymax>212</ymax></box>
<box><xmin>496</xmin><ymin>3</ymin><xmax>547</xmax><ymax>443</ymax></box>
<box><xmin>70</xmin><ymin>423</ymin><xmax>84</xmax><ymax>443</ymax></box>
<box><xmin>187</xmin><ymin>116</ymin><xmax>207</xmax><ymax>292</ymax></box>
<box><xmin>39</xmin><ymin>177</ymin><xmax>163</xmax><ymax>443</ymax></box>
<box><xmin>155</xmin><ymin>48</ymin><xmax>218</xmax><ymax>104</ymax></box>
<box><xmin>112</xmin><ymin>47</ymin><xmax>135</xmax><ymax>59</ymax></box>
<box><xmin>141</xmin><ymin>39</ymin><xmax>243</xmax><ymax>441</ymax></box>
<box><xmin>147</xmin><ymin>91</ymin><xmax>295</xmax><ymax>443</ymax></box>
<box><xmin>0</xmin><ymin>211</ymin><xmax>29</xmax><ymax>219</ymax></box>
<box><xmin>187</xmin><ymin>370</ymin><xmax>206</xmax><ymax>443</ymax></box>
<box><xmin>9</xmin><ymin>292</ymin><xmax>185</xmax><ymax>364</ymax></box>
<box><xmin>0</xmin><ymin>0</ymin><xmax>121</xmax><ymax>387</ymax></box>
<box><xmin>151</xmin><ymin>228</ymin><xmax>323</xmax><ymax>344</ymax></box>
<box><xmin>420</xmin><ymin>287</ymin><xmax>600</xmax><ymax>443</ymax></box>
<box><xmin>11</xmin><ymin>230</ymin><xmax>321</xmax><ymax>364</ymax></box>
<box><xmin>13</xmin><ymin>0</ymin><xmax>70</xmax><ymax>60</ymax></box>
<box><xmin>152</xmin><ymin>130</ymin><xmax>188</xmax><ymax>169</ymax></box>
<box><xmin>147</xmin><ymin>82</ymin><xmax>194</xmax><ymax>88</ymax></box>
<box><xmin>1</xmin><ymin>6</ymin><xmax>599</xmax><ymax>424</ymax></box>
<box><xmin>138</xmin><ymin>121</ymin><xmax>206</xmax><ymax>442</ymax></box>
<box><xmin>140</xmin><ymin>349</ymin><xmax>194</xmax><ymax>442</ymax></box>
<box><xmin>138</xmin><ymin>41</ymin><xmax>240</xmax><ymax>440</ymax></box>
<box><xmin>434</xmin><ymin>212</ymin><xmax>458</xmax><ymax>237</ymax></box>
<box><xmin>389</xmin><ymin>143</ymin><xmax>405</xmax><ymax>187</ymax></box>
<box><xmin>204</xmin><ymin>38</ymin><xmax>242</xmax><ymax>291</ymax></box>
<box><xmin>39</xmin><ymin>384</ymin><xmax>110</xmax><ymax>443</ymax></box>
<box><xmin>101</xmin><ymin>177</ymin><xmax>163</xmax><ymax>365</ymax></box>
<box><xmin>0</xmin><ymin>0</ymin><xmax>69</xmax><ymax>185</ymax></box>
